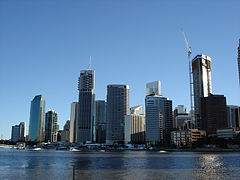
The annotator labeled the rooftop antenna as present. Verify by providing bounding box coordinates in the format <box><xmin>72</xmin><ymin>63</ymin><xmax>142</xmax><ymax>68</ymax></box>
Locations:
<box><xmin>181</xmin><ymin>29</ymin><xmax>195</xmax><ymax>129</ymax></box>
<box><xmin>88</xmin><ymin>56</ymin><xmax>91</xmax><ymax>70</ymax></box>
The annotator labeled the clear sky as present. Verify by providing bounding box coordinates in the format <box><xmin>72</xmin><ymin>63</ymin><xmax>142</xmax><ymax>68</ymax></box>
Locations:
<box><xmin>0</xmin><ymin>0</ymin><xmax>239</xmax><ymax>139</ymax></box>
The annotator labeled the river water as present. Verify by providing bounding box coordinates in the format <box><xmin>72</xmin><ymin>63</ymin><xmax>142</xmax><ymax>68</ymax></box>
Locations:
<box><xmin>0</xmin><ymin>148</ymin><xmax>240</xmax><ymax>180</ymax></box>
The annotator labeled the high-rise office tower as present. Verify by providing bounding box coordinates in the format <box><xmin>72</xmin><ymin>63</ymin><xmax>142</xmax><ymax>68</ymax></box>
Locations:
<box><xmin>200</xmin><ymin>94</ymin><xmax>228</xmax><ymax>135</ymax></box>
<box><xmin>238</xmin><ymin>39</ymin><xmax>240</xmax><ymax>86</ymax></box>
<box><xmin>45</xmin><ymin>110</ymin><xmax>58</xmax><ymax>142</ymax></box>
<box><xmin>106</xmin><ymin>85</ymin><xmax>129</xmax><ymax>144</ymax></box>
<box><xmin>11</xmin><ymin>125</ymin><xmax>20</xmax><ymax>142</ymax></box>
<box><xmin>146</xmin><ymin>80</ymin><xmax>161</xmax><ymax>95</ymax></box>
<box><xmin>145</xmin><ymin>94</ymin><xmax>172</xmax><ymax>145</ymax></box>
<box><xmin>28</xmin><ymin>95</ymin><xmax>45</xmax><ymax>142</ymax></box>
<box><xmin>94</xmin><ymin>100</ymin><xmax>107</xmax><ymax>143</ymax></box>
<box><xmin>227</xmin><ymin>105</ymin><xmax>240</xmax><ymax>128</ymax></box>
<box><xmin>70</xmin><ymin>102</ymin><xmax>78</xmax><ymax>143</ymax></box>
<box><xmin>125</xmin><ymin>105</ymin><xmax>145</xmax><ymax>144</ymax></box>
<box><xmin>77</xmin><ymin>69</ymin><xmax>95</xmax><ymax>143</ymax></box>
<box><xmin>19</xmin><ymin>122</ymin><xmax>26</xmax><ymax>141</ymax></box>
<box><xmin>192</xmin><ymin>54</ymin><xmax>212</xmax><ymax>128</ymax></box>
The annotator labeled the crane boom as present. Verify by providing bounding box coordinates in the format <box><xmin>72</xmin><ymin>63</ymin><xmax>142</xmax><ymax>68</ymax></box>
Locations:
<box><xmin>181</xmin><ymin>29</ymin><xmax>195</xmax><ymax>129</ymax></box>
<box><xmin>181</xmin><ymin>29</ymin><xmax>189</xmax><ymax>50</ymax></box>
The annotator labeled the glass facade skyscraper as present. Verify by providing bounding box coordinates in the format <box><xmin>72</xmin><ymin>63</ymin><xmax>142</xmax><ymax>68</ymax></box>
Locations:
<box><xmin>77</xmin><ymin>70</ymin><xmax>95</xmax><ymax>143</ymax></box>
<box><xmin>94</xmin><ymin>100</ymin><xmax>106</xmax><ymax>143</ymax></box>
<box><xmin>145</xmin><ymin>95</ymin><xmax>172</xmax><ymax>145</ymax></box>
<box><xmin>28</xmin><ymin>95</ymin><xmax>45</xmax><ymax>142</ymax></box>
<box><xmin>106</xmin><ymin>85</ymin><xmax>129</xmax><ymax>144</ymax></box>
<box><xmin>146</xmin><ymin>80</ymin><xmax>161</xmax><ymax>96</ymax></box>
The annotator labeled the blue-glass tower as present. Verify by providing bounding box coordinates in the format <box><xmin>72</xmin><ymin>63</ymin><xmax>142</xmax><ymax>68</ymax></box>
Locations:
<box><xmin>28</xmin><ymin>95</ymin><xmax>45</xmax><ymax>142</ymax></box>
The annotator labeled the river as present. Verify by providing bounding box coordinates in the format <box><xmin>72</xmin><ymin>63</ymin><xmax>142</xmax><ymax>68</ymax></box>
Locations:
<box><xmin>0</xmin><ymin>148</ymin><xmax>240</xmax><ymax>179</ymax></box>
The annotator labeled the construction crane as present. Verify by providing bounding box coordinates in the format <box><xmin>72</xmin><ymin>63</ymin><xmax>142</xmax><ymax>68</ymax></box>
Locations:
<box><xmin>181</xmin><ymin>29</ymin><xmax>195</xmax><ymax>129</ymax></box>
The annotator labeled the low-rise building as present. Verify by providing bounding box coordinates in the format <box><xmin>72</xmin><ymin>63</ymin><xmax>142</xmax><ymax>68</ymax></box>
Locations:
<box><xmin>171</xmin><ymin>129</ymin><xmax>206</xmax><ymax>147</ymax></box>
<box><xmin>216</xmin><ymin>128</ymin><xmax>240</xmax><ymax>139</ymax></box>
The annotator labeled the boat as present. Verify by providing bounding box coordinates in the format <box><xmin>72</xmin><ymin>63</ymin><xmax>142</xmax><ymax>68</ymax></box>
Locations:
<box><xmin>32</xmin><ymin>147</ymin><xmax>42</xmax><ymax>151</ymax></box>
<box><xmin>69</xmin><ymin>147</ymin><xmax>80</xmax><ymax>152</ymax></box>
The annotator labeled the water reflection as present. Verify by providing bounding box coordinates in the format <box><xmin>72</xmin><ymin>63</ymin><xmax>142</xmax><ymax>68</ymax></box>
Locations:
<box><xmin>194</xmin><ymin>154</ymin><xmax>225</xmax><ymax>179</ymax></box>
<box><xmin>1</xmin><ymin>149</ymin><xmax>240</xmax><ymax>179</ymax></box>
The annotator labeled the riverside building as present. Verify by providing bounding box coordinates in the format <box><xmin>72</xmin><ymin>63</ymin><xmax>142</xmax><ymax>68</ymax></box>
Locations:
<box><xmin>94</xmin><ymin>100</ymin><xmax>107</xmax><ymax>143</ymax></box>
<box><xmin>145</xmin><ymin>94</ymin><xmax>172</xmax><ymax>145</ymax></box>
<box><xmin>106</xmin><ymin>85</ymin><xmax>129</xmax><ymax>144</ymax></box>
<box><xmin>192</xmin><ymin>54</ymin><xmax>212</xmax><ymax>128</ymax></box>
<box><xmin>77</xmin><ymin>69</ymin><xmax>95</xmax><ymax>143</ymax></box>
<box><xmin>69</xmin><ymin>102</ymin><xmax>78</xmax><ymax>143</ymax></box>
<box><xmin>125</xmin><ymin>105</ymin><xmax>145</xmax><ymax>144</ymax></box>
<box><xmin>45</xmin><ymin>110</ymin><xmax>59</xmax><ymax>142</ymax></box>
<box><xmin>28</xmin><ymin>95</ymin><xmax>45</xmax><ymax>142</ymax></box>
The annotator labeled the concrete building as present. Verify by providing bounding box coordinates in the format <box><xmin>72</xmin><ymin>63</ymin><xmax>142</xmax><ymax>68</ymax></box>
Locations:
<box><xmin>45</xmin><ymin>110</ymin><xmax>59</xmax><ymax>142</ymax></box>
<box><xmin>227</xmin><ymin>105</ymin><xmax>240</xmax><ymax>128</ymax></box>
<box><xmin>77</xmin><ymin>69</ymin><xmax>95</xmax><ymax>143</ymax></box>
<box><xmin>106</xmin><ymin>85</ymin><xmax>129</xmax><ymax>144</ymax></box>
<box><xmin>125</xmin><ymin>105</ymin><xmax>145</xmax><ymax>144</ymax></box>
<box><xmin>94</xmin><ymin>100</ymin><xmax>106</xmax><ymax>143</ymax></box>
<box><xmin>200</xmin><ymin>94</ymin><xmax>228</xmax><ymax>135</ymax></box>
<box><xmin>171</xmin><ymin>129</ymin><xmax>206</xmax><ymax>147</ymax></box>
<box><xmin>28</xmin><ymin>95</ymin><xmax>45</xmax><ymax>142</ymax></box>
<box><xmin>145</xmin><ymin>94</ymin><xmax>172</xmax><ymax>145</ymax></box>
<box><xmin>216</xmin><ymin>128</ymin><xmax>240</xmax><ymax>139</ymax></box>
<box><xmin>146</xmin><ymin>80</ymin><xmax>161</xmax><ymax>96</ymax></box>
<box><xmin>69</xmin><ymin>102</ymin><xmax>78</xmax><ymax>143</ymax></box>
<box><xmin>61</xmin><ymin>120</ymin><xmax>70</xmax><ymax>142</ymax></box>
<box><xmin>192</xmin><ymin>54</ymin><xmax>212</xmax><ymax>128</ymax></box>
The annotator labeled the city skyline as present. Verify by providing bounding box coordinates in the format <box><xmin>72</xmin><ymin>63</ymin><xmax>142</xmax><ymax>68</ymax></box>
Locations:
<box><xmin>1</xmin><ymin>1</ymin><xmax>240</xmax><ymax>139</ymax></box>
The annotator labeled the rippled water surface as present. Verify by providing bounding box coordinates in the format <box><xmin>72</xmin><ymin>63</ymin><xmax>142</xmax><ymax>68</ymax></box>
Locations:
<box><xmin>1</xmin><ymin>149</ymin><xmax>240</xmax><ymax>179</ymax></box>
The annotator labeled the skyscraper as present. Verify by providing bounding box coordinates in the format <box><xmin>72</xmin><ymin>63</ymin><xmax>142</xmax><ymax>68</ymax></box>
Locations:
<box><xmin>238</xmin><ymin>39</ymin><xmax>240</xmax><ymax>86</ymax></box>
<box><xmin>11</xmin><ymin>125</ymin><xmax>20</xmax><ymax>142</ymax></box>
<box><xmin>146</xmin><ymin>80</ymin><xmax>161</xmax><ymax>96</ymax></box>
<box><xmin>145</xmin><ymin>94</ymin><xmax>172</xmax><ymax>145</ymax></box>
<box><xmin>94</xmin><ymin>100</ymin><xmax>106</xmax><ymax>143</ymax></box>
<box><xmin>69</xmin><ymin>102</ymin><xmax>78</xmax><ymax>143</ymax></box>
<box><xmin>28</xmin><ymin>95</ymin><xmax>45</xmax><ymax>142</ymax></box>
<box><xmin>106</xmin><ymin>85</ymin><xmax>129</xmax><ymax>144</ymax></box>
<box><xmin>200</xmin><ymin>94</ymin><xmax>228</xmax><ymax>135</ymax></box>
<box><xmin>77</xmin><ymin>70</ymin><xmax>95</xmax><ymax>143</ymax></box>
<box><xmin>125</xmin><ymin>105</ymin><xmax>145</xmax><ymax>144</ymax></box>
<box><xmin>45</xmin><ymin>110</ymin><xmax>59</xmax><ymax>142</ymax></box>
<box><xmin>192</xmin><ymin>54</ymin><xmax>212</xmax><ymax>128</ymax></box>
<box><xmin>19</xmin><ymin>122</ymin><xmax>26</xmax><ymax>141</ymax></box>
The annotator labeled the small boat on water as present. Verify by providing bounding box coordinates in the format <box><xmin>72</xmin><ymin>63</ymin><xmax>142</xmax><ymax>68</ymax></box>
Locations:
<box><xmin>32</xmin><ymin>148</ymin><xmax>42</xmax><ymax>151</ymax></box>
<box><xmin>69</xmin><ymin>147</ymin><xmax>80</xmax><ymax>152</ymax></box>
<box><xmin>159</xmin><ymin>150</ymin><xmax>167</xmax><ymax>153</ymax></box>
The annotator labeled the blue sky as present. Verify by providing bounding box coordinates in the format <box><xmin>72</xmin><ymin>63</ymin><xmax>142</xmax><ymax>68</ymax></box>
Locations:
<box><xmin>0</xmin><ymin>0</ymin><xmax>239</xmax><ymax>139</ymax></box>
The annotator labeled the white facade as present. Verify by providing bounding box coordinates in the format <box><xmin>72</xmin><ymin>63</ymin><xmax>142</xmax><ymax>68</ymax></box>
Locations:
<box><xmin>124</xmin><ymin>107</ymin><xmax>145</xmax><ymax>144</ymax></box>
<box><xmin>146</xmin><ymin>80</ymin><xmax>161</xmax><ymax>96</ymax></box>
<box><xmin>192</xmin><ymin>54</ymin><xmax>212</xmax><ymax>127</ymax></box>
<box><xmin>70</xmin><ymin>102</ymin><xmax>78</xmax><ymax>143</ymax></box>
